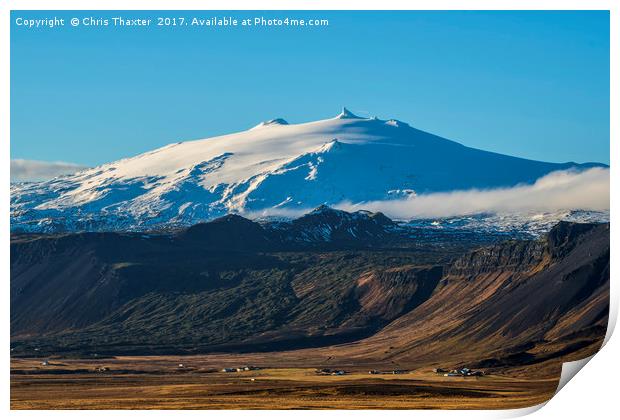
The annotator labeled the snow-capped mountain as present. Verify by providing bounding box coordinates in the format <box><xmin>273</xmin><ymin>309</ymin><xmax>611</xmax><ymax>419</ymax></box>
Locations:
<box><xmin>403</xmin><ymin>209</ymin><xmax>610</xmax><ymax>239</ymax></box>
<box><xmin>11</xmin><ymin>108</ymin><xmax>605</xmax><ymax>232</ymax></box>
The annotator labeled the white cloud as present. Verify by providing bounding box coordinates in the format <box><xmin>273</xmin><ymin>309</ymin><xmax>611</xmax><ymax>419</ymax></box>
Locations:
<box><xmin>246</xmin><ymin>168</ymin><xmax>610</xmax><ymax>220</ymax></box>
<box><xmin>339</xmin><ymin>168</ymin><xmax>610</xmax><ymax>219</ymax></box>
<box><xmin>11</xmin><ymin>159</ymin><xmax>89</xmax><ymax>182</ymax></box>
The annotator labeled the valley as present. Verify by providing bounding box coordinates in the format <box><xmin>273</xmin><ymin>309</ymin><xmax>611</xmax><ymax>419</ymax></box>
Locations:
<box><xmin>10</xmin><ymin>360</ymin><xmax>559</xmax><ymax>410</ymax></box>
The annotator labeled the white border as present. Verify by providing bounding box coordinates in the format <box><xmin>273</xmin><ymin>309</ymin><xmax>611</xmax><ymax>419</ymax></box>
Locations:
<box><xmin>2</xmin><ymin>1</ymin><xmax>616</xmax><ymax>419</ymax></box>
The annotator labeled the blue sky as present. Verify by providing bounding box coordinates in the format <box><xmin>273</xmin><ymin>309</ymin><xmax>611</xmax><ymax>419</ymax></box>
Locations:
<box><xmin>11</xmin><ymin>10</ymin><xmax>610</xmax><ymax>166</ymax></box>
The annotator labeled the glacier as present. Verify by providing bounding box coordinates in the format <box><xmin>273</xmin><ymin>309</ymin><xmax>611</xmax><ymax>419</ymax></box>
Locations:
<box><xmin>10</xmin><ymin>108</ymin><xmax>606</xmax><ymax>232</ymax></box>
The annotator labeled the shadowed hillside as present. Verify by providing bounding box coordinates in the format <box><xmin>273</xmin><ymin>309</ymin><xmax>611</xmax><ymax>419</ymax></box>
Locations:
<box><xmin>11</xmin><ymin>209</ymin><xmax>608</xmax><ymax>372</ymax></box>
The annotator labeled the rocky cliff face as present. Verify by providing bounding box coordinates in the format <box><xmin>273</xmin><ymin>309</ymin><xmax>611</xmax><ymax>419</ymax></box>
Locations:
<box><xmin>447</xmin><ymin>222</ymin><xmax>604</xmax><ymax>276</ymax></box>
<box><xmin>447</xmin><ymin>240</ymin><xmax>546</xmax><ymax>276</ymax></box>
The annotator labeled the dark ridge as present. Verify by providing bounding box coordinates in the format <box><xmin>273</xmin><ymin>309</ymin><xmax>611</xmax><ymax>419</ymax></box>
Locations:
<box><xmin>180</xmin><ymin>214</ymin><xmax>272</xmax><ymax>250</ymax></box>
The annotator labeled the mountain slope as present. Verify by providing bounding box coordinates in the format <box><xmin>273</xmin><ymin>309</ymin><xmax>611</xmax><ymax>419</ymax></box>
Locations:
<box><xmin>10</xmin><ymin>108</ymin><xmax>604</xmax><ymax>232</ymax></box>
<box><xmin>9</xmin><ymin>208</ymin><xmax>465</xmax><ymax>353</ymax></box>
<box><xmin>10</xmin><ymin>209</ymin><xmax>608</xmax><ymax>364</ymax></box>
<box><xmin>332</xmin><ymin>222</ymin><xmax>609</xmax><ymax>370</ymax></box>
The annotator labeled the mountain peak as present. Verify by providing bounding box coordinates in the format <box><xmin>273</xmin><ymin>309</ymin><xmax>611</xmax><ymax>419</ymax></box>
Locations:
<box><xmin>336</xmin><ymin>107</ymin><xmax>361</xmax><ymax>119</ymax></box>
<box><xmin>309</xmin><ymin>204</ymin><xmax>339</xmax><ymax>215</ymax></box>
<box><xmin>317</xmin><ymin>138</ymin><xmax>343</xmax><ymax>153</ymax></box>
<box><xmin>251</xmin><ymin>118</ymin><xmax>289</xmax><ymax>130</ymax></box>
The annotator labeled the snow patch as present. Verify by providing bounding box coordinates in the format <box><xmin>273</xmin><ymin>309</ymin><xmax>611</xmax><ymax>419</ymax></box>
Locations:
<box><xmin>250</xmin><ymin>118</ymin><xmax>289</xmax><ymax>130</ymax></box>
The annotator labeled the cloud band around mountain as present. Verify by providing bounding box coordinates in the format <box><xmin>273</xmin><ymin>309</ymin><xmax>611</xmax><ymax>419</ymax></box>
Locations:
<box><xmin>249</xmin><ymin>167</ymin><xmax>610</xmax><ymax>220</ymax></box>
<box><xmin>11</xmin><ymin>159</ymin><xmax>89</xmax><ymax>182</ymax></box>
<box><xmin>339</xmin><ymin>167</ymin><xmax>610</xmax><ymax>219</ymax></box>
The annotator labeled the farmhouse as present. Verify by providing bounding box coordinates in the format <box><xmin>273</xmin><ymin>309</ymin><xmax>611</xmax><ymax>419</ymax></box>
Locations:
<box><xmin>314</xmin><ymin>368</ymin><xmax>346</xmax><ymax>376</ymax></box>
<box><xmin>436</xmin><ymin>367</ymin><xmax>484</xmax><ymax>377</ymax></box>
<box><xmin>221</xmin><ymin>366</ymin><xmax>261</xmax><ymax>373</ymax></box>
